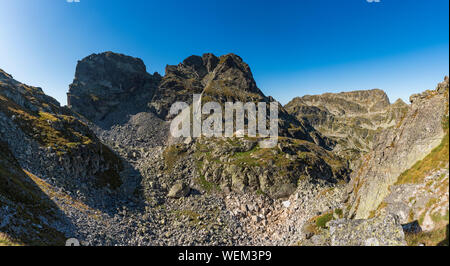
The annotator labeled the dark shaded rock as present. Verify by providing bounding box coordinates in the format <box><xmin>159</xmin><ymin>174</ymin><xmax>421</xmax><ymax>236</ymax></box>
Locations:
<box><xmin>68</xmin><ymin>52</ymin><xmax>161</xmax><ymax>126</ymax></box>
<box><xmin>402</xmin><ymin>220</ymin><xmax>422</xmax><ymax>234</ymax></box>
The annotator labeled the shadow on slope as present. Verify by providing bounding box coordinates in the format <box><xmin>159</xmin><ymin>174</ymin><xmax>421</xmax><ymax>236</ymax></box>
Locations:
<box><xmin>0</xmin><ymin>141</ymin><xmax>75</xmax><ymax>246</ymax></box>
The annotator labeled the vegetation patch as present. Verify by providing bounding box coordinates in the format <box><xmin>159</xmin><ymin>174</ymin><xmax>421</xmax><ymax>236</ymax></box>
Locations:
<box><xmin>396</xmin><ymin>132</ymin><xmax>449</xmax><ymax>185</ymax></box>
<box><xmin>431</xmin><ymin>210</ymin><xmax>449</xmax><ymax>224</ymax></box>
<box><xmin>0</xmin><ymin>233</ymin><xmax>22</xmax><ymax>246</ymax></box>
<box><xmin>334</xmin><ymin>208</ymin><xmax>343</xmax><ymax>218</ymax></box>
<box><xmin>405</xmin><ymin>224</ymin><xmax>449</xmax><ymax>246</ymax></box>
<box><xmin>442</xmin><ymin>115</ymin><xmax>449</xmax><ymax>130</ymax></box>
<box><xmin>315</xmin><ymin>212</ymin><xmax>334</xmax><ymax>229</ymax></box>
<box><xmin>368</xmin><ymin>201</ymin><xmax>388</xmax><ymax>219</ymax></box>
<box><xmin>0</xmin><ymin>95</ymin><xmax>96</xmax><ymax>155</ymax></box>
<box><xmin>195</xmin><ymin>174</ymin><xmax>220</xmax><ymax>193</ymax></box>
<box><xmin>163</xmin><ymin>144</ymin><xmax>187</xmax><ymax>172</ymax></box>
<box><xmin>174</xmin><ymin>209</ymin><xmax>201</xmax><ymax>225</ymax></box>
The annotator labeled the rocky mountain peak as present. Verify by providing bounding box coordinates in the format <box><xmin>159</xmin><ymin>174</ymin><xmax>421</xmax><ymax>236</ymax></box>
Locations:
<box><xmin>285</xmin><ymin>88</ymin><xmax>408</xmax><ymax>166</ymax></box>
<box><xmin>78</xmin><ymin>51</ymin><xmax>148</xmax><ymax>78</ymax></box>
<box><xmin>202</xmin><ymin>53</ymin><xmax>220</xmax><ymax>72</ymax></box>
<box><xmin>0</xmin><ymin>68</ymin><xmax>14</xmax><ymax>80</ymax></box>
<box><xmin>392</xmin><ymin>98</ymin><xmax>408</xmax><ymax>107</ymax></box>
<box><xmin>68</xmin><ymin>52</ymin><xmax>161</xmax><ymax>126</ymax></box>
<box><xmin>68</xmin><ymin>51</ymin><xmax>264</xmax><ymax>124</ymax></box>
<box><xmin>437</xmin><ymin>75</ymin><xmax>449</xmax><ymax>93</ymax></box>
<box><xmin>409</xmin><ymin>76</ymin><xmax>449</xmax><ymax>104</ymax></box>
<box><xmin>165</xmin><ymin>53</ymin><xmax>218</xmax><ymax>80</ymax></box>
<box><xmin>292</xmin><ymin>89</ymin><xmax>391</xmax><ymax>116</ymax></box>
<box><xmin>150</xmin><ymin>52</ymin><xmax>264</xmax><ymax>119</ymax></box>
<box><xmin>211</xmin><ymin>53</ymin><xmax>260</xmax><ymax>94</ymax></box>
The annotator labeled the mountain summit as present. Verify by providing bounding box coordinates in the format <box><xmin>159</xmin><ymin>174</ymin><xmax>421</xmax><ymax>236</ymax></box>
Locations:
<box><xmin>68</xmin><ymin>52</ymin><xmax>161</xmax><ymax>126</ymax></box>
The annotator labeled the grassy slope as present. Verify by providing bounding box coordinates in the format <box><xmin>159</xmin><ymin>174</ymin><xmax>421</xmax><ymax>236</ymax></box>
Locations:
<box><xmin>396</xmin><ymin>112</ymin><xmax>449</xmax><ymax>246</ymax></box>
<box><xmin>395</xmin><ymin>132</ymin><xmax>448</xmax><ymax>185</ymax></box>
<box><xmin>0</xmin><ymin>92</ymin><xmax>123</xmax><ymax>189</ymax></box>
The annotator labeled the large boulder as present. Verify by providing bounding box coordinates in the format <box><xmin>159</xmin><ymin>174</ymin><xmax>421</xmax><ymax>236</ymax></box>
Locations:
<box><xmin>167</xmin><ymin>182</ymin><xmax>190</xmax><ymax>198</ymax></box>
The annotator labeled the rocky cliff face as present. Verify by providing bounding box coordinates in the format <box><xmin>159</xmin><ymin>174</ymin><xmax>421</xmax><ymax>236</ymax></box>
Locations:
<box><xmin>140</xmin><ymin>53</ymin><xmax>346</xmax><ymax>199</ymax></box>
<box><xmin>280</xmin><ymin>78</ymin><xmax>448</xmax><ymax>246</ymax></box>
<box><xmin>150</xmin><ymin>53</ymin><xmax>262</xmax><ymax>120</ymax></box>
<box><xmin>68</xmin><ymin>52</ymin><xmax>161</xmax><ymax>127</ymax></box>
<box><xmin>0</xmin><ymin>140</ymin><xmax>68</xmax><ymax>245</ymax></box>
<box><xmin>70</xmin><ymin>52</ymin><xmax>334</xmax><ymax>147</ymax></box>
<box><xmin>346</xmin><ymin>77</ymin><xmax>449</xmax><ymax>224</ymax></box>
<box><xmin>0</xmin><ymin>68</ymin><xmax>141</xmax><ymax>245</ymax></box>
<box><xmin>285</xmin><ymin>89</ymin><xmax>409</xmax><ymax>166</ymax></box>
<box><xmin>0</xmin><ymin>69</ymin><xmax>123</xmax><ymax>191</ymax></box>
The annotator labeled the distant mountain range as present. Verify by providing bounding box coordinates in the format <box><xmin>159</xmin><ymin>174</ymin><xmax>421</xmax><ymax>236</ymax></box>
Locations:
<box><xmin>0</xmin><ymin>52</ymin><xmax>448</xmax><ymax>246</ymax></box>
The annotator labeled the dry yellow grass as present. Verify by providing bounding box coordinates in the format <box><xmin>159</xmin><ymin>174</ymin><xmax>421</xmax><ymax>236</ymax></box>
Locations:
<box><xmin>405</xmin><ymin>224</ymin><xmax>449</xmax><ymax>246</ymax></box>
<box><xmin>0</xmin><ymin>233</ymin><xmax>23</xmax><ymax>246</ymax></box>
<box><xmin>396</xmin><ymin>132</ymin><xmax>449</xmax><ymax>185</ymax></box>
<box><xmin>24</xmin><ymin>170</ymin><xmax>100</xmax><ymax>216</ymax></box>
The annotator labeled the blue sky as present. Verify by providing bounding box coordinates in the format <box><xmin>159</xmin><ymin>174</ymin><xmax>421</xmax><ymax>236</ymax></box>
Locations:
<box><xmin>0</xmin><ymin>0</ymin><xmax>448</xmax><ymax>105</ymax></box>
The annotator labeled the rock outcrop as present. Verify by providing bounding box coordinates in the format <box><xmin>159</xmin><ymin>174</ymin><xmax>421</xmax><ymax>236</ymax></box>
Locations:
<box><xmin>285</xmin><ymin>89</ymin><xmax>409</xmax><ymax>166</ymax></box>
<box><xmin>167</xmin><ymin>182</ymin><xmax>190</xmax><ymax>198</ymax></box>
<box><xmin>0</xmin><ymin>68</ymin><xmax>123</xmax><ymax>203</ymax></box>
<box><xmin>192</xmin><ymin>136</ymin><xmax>349</xmax><ymax>199</ymax></box>
<box><xmin>0</xmin><ymin>140</ymin><xmax>67</xmax><ymax>245</ymax></box>
<box><xmin>68</xmin><ymin>52</ymin><xmax>161</xmax><ymax>127</ymax></box>
<box><xmin>150</xmin><ymin>53</ymin><xmax>263</xmax><ymax>120</ymax></box>
<box><xmin>67</xmin><ymin>52</ymin><xmax>343</xmax><ymax>200</ymax></box>
<box><xmin>347</xmin><ymin>77</ymin><xmax>449</xmax><ymax>220</ymax></box>
<box><xmin>328</xmin><ymin>214</ymin><xmax>406</xmax><ymax>246</ymax></box>
<box><xmin>149</xmin><ymin>53</ymin><xmax>332</xmax><ymax>146</ymax></box>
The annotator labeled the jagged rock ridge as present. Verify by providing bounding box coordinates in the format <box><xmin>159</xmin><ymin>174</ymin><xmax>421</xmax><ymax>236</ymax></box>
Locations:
<box><xmin>285</xmin><ymin>89</ymin><xmax>409</xmax><ymax>166</ymax></box>
<box><xmin>67</xmin><ymin>52</ymin><xmax>347</xmax><ymax>200</ymax></box>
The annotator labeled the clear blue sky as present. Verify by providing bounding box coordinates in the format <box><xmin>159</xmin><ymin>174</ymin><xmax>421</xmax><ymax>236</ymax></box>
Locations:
<box><xmin>0</xmin><ymin>0</ymin><xmax>448</xmax><ymax>105</ymax></box>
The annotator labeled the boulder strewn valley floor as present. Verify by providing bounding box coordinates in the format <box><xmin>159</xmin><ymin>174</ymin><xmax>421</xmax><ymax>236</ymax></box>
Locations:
<box><xmin>0</xmin><ymin>52</ymin><xmax>448</xmax><ymax>246</ymax></box>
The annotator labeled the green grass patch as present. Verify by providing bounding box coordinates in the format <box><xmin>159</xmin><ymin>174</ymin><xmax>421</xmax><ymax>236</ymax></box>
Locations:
<box><xmin>163</xmin><ymin>145</ymin><xmax>186</xmax><ymax>172</ymax></box>
<box><xmin>195</xmin><ymin>175</ymin><xmax>220</xmax><ymax>193</ymax></box>
<box><xmin>442</xmin><ymin>115</ymin><xmax>449</xmax><ymax>130</ymax></box>
<box><xmin>315</xmin><ymin>212</ymin><xmax>334</xmax><ymax>229</ymax></box>
<box><xmin>174</xmin><ymin>209</ymin><xmax>201</xmax><ymax>224</ymax></box>
<box><xmin>334</xmin><ymin>208</ymin><xmax>343</xmax><ymax>218</ymax></box>
<box><xmin>396</xmin><ymin>132</ymin><xmax>449</xmax><ymax>185</ymax></box>
<box><xmin>431</xmin><ymin>210</ymin><xmax>449</xmax><ymax>224</ymax></box>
